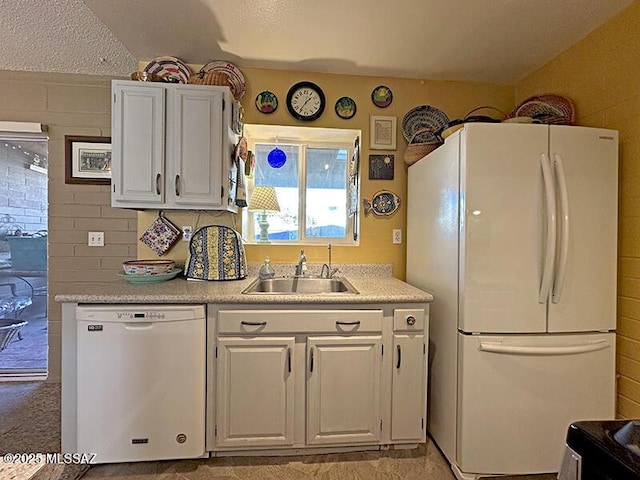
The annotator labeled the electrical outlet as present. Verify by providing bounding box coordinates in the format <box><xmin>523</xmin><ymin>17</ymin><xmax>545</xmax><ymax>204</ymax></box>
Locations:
<box><xmin>182</xmin><ymin>226</ymin><xmax>193</xmax><ymax>241</ymax></box>
<box><xmin>392</xmin><ymin>229</ymin><xmax>402</xmax><ymax>244</ymax></box>
<box><xmin>88</xmin><ymin>231</ymin><xmax>104</xmax><ymax>247</ymax></box>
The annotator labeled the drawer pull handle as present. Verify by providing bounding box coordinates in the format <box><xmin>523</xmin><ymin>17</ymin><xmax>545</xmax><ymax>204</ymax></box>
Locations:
<box><xmin>406</xmin><ymin>315</ymin><xmax>416</xmax><ymax>326</ymax></box>
<box><xmin>309</xmin><ymin>347</ymin><xmax>314</xmax><ymax>373</ymax></box>
<box><xmin>336</xmin><ymin>320</ymin><xmax>361</xmax><ymax>326</ymax></box>
<box><xmin>240</xmin><ymin>321</ymin><xmax>267</xmax><ymax>326</ymax></box>
<box><xmin>175</xmin><ymin>174</ymin><xmax>180</xmax><ymax>196</ymax></box>
<box><xmin>396</xmin><ymin>345</ymin><xmax>402</xmax><ymax>369</ymax></box>
<box><xmin>155</xmin><ymin>173</ymin><xmax>162</xmax><ymax>195</ymax></box>
<box><xmin>287</xmin><ymin>347</ymin><xmax>292</xmax><ymax>374</ymax></box>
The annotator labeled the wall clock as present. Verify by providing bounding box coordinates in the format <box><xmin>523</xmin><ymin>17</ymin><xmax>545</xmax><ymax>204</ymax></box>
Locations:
<box><xmin>286</xmin><ymin>81</ymin><xmax>325</xmax><ymax>121</ymax></box>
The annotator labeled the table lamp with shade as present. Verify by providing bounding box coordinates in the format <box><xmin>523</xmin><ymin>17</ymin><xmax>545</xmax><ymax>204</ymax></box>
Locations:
<box><xmin>248</xmin><ymin>186</ymin><xmax>280</xmax><ymax>243</ymax></box>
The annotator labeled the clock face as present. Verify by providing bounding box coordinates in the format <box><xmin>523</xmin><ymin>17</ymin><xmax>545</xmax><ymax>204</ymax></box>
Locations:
<box><xmin>286</xmin><ymin>81</ymin><xmax>325</xmax><ymax>121</ymax></box>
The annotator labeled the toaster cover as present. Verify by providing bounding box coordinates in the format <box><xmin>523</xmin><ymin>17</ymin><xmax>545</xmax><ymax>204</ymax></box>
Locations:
<box><xmin>184</xmin><ymin>225</ymin><xmax>247</xmax><ymax>281</ymax></box>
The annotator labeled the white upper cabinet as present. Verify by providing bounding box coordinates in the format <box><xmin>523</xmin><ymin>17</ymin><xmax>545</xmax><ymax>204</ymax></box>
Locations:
<box><xmin>111</xmin><ymin>80</ymin><xmax>239</xmax><ymax>211</ymax></box>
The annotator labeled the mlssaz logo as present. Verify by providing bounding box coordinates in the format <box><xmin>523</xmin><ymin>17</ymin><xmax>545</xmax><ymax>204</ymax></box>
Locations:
<box><xmin>87</xmin><ymin>325</ymin><xmax>103</xmax><ymax>331</ymax></box>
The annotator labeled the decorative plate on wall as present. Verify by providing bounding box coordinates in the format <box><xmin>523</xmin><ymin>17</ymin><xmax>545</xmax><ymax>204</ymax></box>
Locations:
<box><xmin>371</xmin><ymin>85</ymin><xmax>393</xmax><ymax>108</ymax></box>
<box><xmin>255</xmin><ymin>91</ymin><xmax>278</xmax><ymax>114</ymax></box>
<box><xmin>363</xmin><ymin>190</ymin><xmax>401</xmax><ymax>216</ymax></box>
<box><xmin>335</xmin><ymin>96</ymin><xmax>357</xmax><ymax>119</ymax></box>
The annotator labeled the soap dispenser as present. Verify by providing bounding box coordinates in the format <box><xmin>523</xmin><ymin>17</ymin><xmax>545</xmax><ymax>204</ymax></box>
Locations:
<box><xmin>259</xmin><ymin>256</ymin><xmax>276</xmax><ymax>279</ymax></box>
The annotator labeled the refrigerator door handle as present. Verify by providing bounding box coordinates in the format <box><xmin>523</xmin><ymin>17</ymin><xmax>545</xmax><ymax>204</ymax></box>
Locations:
<box><xmin>479</xmin><ymin>339</ymin><xmax>610</xmax><ymax>356</ymax></box>
<box><xmin>539</xmin><ymin>153</ymin><xmax>557</xmax><ymax>304</ymax></box>
<box><xmin>552</xmin><ymin>153</ymin><xmax>570</xmax><ymax>304</ymax></box>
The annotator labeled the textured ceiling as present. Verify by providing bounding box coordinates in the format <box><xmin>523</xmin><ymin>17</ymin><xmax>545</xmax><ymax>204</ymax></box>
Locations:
<box><xmin>0</xmin><ymin>0</ymin><xmax>634</xmax><ymax>83</ymax></box>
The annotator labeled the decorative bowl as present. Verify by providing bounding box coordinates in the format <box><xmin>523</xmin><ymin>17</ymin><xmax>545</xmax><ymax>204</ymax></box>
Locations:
<box><xmin>122</xmin><ymin>260</ymin><xmax>175</xmax><ymax>276</ymax></box>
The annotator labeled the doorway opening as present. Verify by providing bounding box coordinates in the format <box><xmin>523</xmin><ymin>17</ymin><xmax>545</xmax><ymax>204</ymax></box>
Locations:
<box><xmin>0</xmin><ymin>131</ymin><xmax>48</xmax><ymax>379</ymax></box>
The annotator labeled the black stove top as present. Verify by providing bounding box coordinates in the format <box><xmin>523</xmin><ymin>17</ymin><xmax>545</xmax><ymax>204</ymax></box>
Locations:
<box><xmin>567</xmin><ymin>420</ymin><xmax>640</xmax><ymax>479</ymax></box>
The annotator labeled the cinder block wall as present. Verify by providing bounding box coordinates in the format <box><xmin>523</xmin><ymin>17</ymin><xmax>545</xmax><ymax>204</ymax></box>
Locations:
<box><xmin>0</xmin><ymin>70</ymin><xmax>137</xmax><ymax>381</ymax></box>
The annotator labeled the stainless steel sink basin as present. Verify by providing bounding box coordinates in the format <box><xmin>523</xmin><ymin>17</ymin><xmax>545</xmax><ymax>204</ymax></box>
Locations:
<box><xmin>242</xmin><ymin>276</ymin><xmax>359</xmax><ymax>295</ymax></box>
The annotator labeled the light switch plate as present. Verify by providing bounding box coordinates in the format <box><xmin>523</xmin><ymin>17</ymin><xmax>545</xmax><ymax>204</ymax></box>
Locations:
<box><xmin>392</xmin><ymin>229</ymin><xmax>402</xmax><ymax>244</ymax></box>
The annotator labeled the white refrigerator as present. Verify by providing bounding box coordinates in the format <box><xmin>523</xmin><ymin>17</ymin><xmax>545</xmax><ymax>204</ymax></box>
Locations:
<box><xmin>406</xmin><ymin>123</ymin><xmax>618</xmax><ymax>479</ymax></box>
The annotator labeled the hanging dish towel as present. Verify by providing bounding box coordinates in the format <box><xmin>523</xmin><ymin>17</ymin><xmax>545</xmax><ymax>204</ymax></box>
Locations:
<box><xmin>236</xmin><ymin>158</ymin><xmax>247</xmax><ymax>207</ymax></box>
<box><xmin>139</xmin><ymin>211</ymin><xmax>181</xmax><ymax>256</ymax></box>
<box><xmin>184</xmin><ymin>225</ymin><xmax>247</xmax><ymax>281</ymax></box>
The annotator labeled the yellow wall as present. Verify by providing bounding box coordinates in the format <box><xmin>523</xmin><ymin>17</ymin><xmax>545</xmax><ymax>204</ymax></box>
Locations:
<box><xmin>516</xmin><ymin>0</ymin><xmax>640</xmax><ymax>419</ymax></box>
<box><xmin>139</xmin><ymin>67</ymin><xmax>513</xmax><ymax>279</ymax></box>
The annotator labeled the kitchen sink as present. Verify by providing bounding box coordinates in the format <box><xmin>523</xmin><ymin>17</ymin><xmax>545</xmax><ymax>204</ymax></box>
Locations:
<box><xmin>242</xmin><ymin>276</ymin><xmax>359</xmax><ymax>295</ymax></box>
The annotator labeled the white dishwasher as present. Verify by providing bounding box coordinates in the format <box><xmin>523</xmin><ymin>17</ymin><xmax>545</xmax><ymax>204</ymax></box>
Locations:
<box><xmin>76</xmin><ymin>304</ymin><xmax>206</xmax><ymax>464</ymax></box>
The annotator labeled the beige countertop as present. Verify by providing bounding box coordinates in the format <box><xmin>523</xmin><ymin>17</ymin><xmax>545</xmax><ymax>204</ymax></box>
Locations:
<box><xmin>54</xmin><ymin>272</ymin><xmax>433</xmax><ymax>305</ymax></box>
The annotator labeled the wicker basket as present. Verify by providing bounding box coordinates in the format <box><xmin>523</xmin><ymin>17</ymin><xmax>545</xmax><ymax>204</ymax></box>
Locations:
<box><xmin>510</xmin><ymin>94</ymin><xmax>576</xmax><ymax>125</ymax></box>
<box><xmin>404</xmin><ymin>128</ymin><xmax>442</xmax><ymax>166</ymax></box>
<box><xmin>188</xmin><ymin>71</ymin><xmax>232</xmax><ymax>89</ymax></box>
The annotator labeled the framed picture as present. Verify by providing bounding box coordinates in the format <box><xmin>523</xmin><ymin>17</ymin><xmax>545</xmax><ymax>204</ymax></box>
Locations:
<box><xmin>370</xmin><ymin>116</ymin><xmax>397</xmax><ymax>150</ymax></box>
<box><xmin>64</xmin><ymin>135</ymin><xmax>112</xmax><ymax>185</ymax></box>
<box><xmin>369</xmin><ymin>154</ymin><xmax>394</xmax><ymax>180</ymax></box>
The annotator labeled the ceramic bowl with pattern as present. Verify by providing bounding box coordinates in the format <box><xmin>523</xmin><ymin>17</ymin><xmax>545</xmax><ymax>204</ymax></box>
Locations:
<box><xmin>122</xmin><ymin>259</ymin><xmax>175</xmax><ymax>276</ymax></box>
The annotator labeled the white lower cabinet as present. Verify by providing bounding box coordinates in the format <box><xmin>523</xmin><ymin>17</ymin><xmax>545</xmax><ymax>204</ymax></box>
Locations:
<box><xmin>307</xmin><ymin>335</ymin><xmax>382</xmax><ymax>445</ymax></box>
<box><xmin>391</xmin><ymin>333</ymin><xmax>426</xmax><ymax>441</ymax></box>
<box><xmin>210</xmin><ymin>305</ymin><xmax>429</xmax><ymax>454</ymax></box>
<box><xmin>215</xmin><ymin>337</ymin><xmax>295</xmax><ymax>448</ymax></box>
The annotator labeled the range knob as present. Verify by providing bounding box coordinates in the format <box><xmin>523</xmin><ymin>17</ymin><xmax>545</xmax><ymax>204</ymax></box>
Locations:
<box><xmin>406</xmin><ymin>315</ymin><xmax>416</xmax><ymax>326</ymax></box>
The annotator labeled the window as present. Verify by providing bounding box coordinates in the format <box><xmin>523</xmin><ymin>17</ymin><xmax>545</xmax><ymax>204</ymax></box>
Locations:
<box><xmin>243</xmin><ymin>125</ymin><xmax>360</xmax><ymax>245</ymax></box>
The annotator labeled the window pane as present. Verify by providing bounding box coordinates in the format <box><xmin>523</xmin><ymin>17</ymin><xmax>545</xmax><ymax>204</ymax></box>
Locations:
<box><xmin>254</xmin><ymin>144</ymin><xmax>299</xmax><ymax>240</ymax></box>
<box><xmin>305</xmin><ymin>148</ymin><xmax>347</xmax><ymax>238</ymax></box>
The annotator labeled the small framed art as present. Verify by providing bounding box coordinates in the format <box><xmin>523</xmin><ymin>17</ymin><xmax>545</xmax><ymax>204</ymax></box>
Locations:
<box><xmin>369</xmin><ymin>154</ymin><xmax>394</xmax><ymax>180</ymax></box>
<box><xmin>64</xmin><ymin>135</ymin><xmax>112</xmax><ymax>185</ymax></box>
<box><xmin>370</xmin><ymin>116</ymin><xmax>397</xmax><ymax>150</ymax></box>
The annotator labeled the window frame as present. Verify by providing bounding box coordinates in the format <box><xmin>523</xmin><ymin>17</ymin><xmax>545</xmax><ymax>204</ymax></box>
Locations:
<box><xmin>243</xmin><ymin>134</ymin><xmax>358</xmax><ymax>246</ymax></box>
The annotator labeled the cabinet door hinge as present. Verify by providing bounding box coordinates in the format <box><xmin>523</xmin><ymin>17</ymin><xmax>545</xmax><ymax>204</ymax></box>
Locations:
<box><xmin>112</xmin><ymin>184</ymin><xmax>115</xmax><ymax>193</ymax></box>
<box><xmin>113</xmin><ymin>93</ymin><xmax>116</xmax><ymax>103</ymax></box>
<box><xmin>215</xmin><ymin>346</ymin><xmax>218</xmax><ymax>358</ymax></box>
<box><xmin>421</xmin><ymin>418</ymin><xmax>424</xmax><ymax>430</ymax></box>
<box><xmin>222</xmin><ymin>98</ymin><xmax>225</xmax><ymax>111</ymax></box>
<box><xmin>221</xmin><ymin>186</ymin><xmax>224</xmax><ymax>198</ymax></box>
<box><xmin>380</xmin><ymin>419</ymin><xmax>383</xmax><ymax>431</ymax></box>
<box><xmin>423</xmin><ymin>343</ymin><xmax>426</xmax><ymax>355</ymax></box>
<box><xmin>214</xmin><ymin>425</ymin><xmax>217</xmax><ymax>436</ymax></box>
<box><xmin>381</xmin><ymin>344</ymin><xmax>384</xmax><ymax>356</ymax></box>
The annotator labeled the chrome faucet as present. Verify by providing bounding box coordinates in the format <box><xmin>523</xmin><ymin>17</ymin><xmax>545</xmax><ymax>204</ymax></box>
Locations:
<box><xmin>294</xmin><ymin>249</ymin><xmax>307</xmax><ymax>277</ymax></box>
<box><xmin>321</xmin><ymin>243</ymin><xmax>339</xmax><ymax>278</ymax></box>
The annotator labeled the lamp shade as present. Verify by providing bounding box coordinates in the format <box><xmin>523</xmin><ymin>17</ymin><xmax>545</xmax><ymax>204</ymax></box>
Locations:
<box><xmin>248</xmin><ymin>186</ymin><xmax>280</xmax><ymax>212</ymax></box>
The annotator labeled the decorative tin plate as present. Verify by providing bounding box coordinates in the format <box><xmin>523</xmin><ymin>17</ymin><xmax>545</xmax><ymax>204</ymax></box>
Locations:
<box><xmin>363</xmin><ymin>190</ymin><xmax>401</xmax><ymax>216</ymax></box>
<box><xmin>255</xmin><ymin>91</ymin><xmax>278</xmax><ymax>113</ymax></box>
<box><xmin>335</xmin><ymin>96</ymin><xmax>357</xmax><ymax>119</ymax></box>
<box><xmin>371</xmin><ymin>85</ymin><xmax>393</xmax><ymax>108</ymax></box>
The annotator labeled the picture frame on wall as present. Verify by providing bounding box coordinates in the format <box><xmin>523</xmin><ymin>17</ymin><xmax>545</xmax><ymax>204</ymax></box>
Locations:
<box><xmin>369</xmin><ymin>154</ymin><xmax>394</xmax><ymax>180</ymax></box>
<box><xmin>370</xmin><ymin>116</ymin><xmax>397</xmax><ymax>150</ymax></box>
<box><xmin>64</xmin><ymin>135</ymin><xmax>112</xmax><ymax>185</ymax></box>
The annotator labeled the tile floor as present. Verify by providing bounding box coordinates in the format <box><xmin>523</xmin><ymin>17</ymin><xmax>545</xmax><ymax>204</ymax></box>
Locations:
<box><xmin>0</xmin><ymin>381</ymin><xmax>460</xmax><ymax>480</ymax></box>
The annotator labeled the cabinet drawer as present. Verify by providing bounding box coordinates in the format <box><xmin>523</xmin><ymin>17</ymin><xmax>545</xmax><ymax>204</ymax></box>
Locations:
<box><xmin>393</xmin><ymin>309</ymin><xmax>425</xmax><ymax>332</ymax></box>
<box><xmin>218</xmin><ymin>310</ymin><xmax>383</xmax><ymax>335</ymax></box>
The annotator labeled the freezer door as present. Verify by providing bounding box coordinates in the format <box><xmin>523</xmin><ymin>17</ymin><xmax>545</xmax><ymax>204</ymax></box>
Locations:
<box><xmin>547</xmin><ymin>126</ymin><xmax>618</xmax><ymax>333</ymax></box>
<box><xmin>460</xmin><ymin>123</ymin><xmax>549</xmax><ymax>333</ymax></box>
<box><xmin>456</xmin><ymin>332</ymin><xmax>615</xmax><ymax>476</ymax></box>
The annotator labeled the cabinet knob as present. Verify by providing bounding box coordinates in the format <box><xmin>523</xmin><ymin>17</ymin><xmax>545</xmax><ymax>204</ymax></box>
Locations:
<box><xmin>406</xmin><ymin>315</ymin><xmax>416</xmax><ymax>326</ymax></box>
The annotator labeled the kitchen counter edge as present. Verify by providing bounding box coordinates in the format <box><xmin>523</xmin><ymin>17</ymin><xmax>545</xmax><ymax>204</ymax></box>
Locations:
<box><xmin>53</xmin><ymin>276</ymin><xmax>433</xmax><ymax>304</ymax></box>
